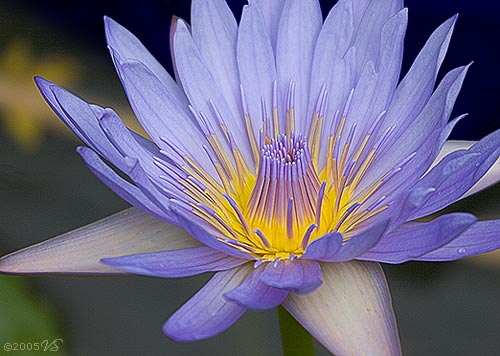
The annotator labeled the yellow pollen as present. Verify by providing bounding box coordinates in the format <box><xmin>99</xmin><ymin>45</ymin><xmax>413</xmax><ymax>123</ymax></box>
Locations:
<box><xmin>169</xmin><ymin>84</ymin><xmax>395</xmax><ymax>262</ymax></box>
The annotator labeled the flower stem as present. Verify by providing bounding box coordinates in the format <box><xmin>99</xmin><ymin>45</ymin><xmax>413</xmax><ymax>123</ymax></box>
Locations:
<box><xmin>278</xmin><ymin>305</ymin><xmax>316</xmax><ymax>356</ymax></box>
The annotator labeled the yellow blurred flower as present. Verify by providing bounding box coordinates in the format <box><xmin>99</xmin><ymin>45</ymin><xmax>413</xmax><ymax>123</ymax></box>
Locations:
<box><xmin>0</xmin><ymin>39</ymin><xmax>82</xmax><ymax>151</ymax></box>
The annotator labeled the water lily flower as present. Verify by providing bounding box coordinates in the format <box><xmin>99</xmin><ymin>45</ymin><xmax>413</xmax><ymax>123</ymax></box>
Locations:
<box><xmin>2</xmin><ymin>0</ymin><xmax>500</xmax><ymax>355</ymax></box>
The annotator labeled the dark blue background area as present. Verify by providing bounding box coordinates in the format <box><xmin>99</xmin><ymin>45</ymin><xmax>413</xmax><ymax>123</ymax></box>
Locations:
<box><xmin>17</xmin><ymin>0</ymin><xmax>500</xmax><ymax>140</ymax></box>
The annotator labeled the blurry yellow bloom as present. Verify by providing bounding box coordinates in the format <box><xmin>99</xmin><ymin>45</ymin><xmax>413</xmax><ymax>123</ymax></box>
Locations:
<box><xmin>0</xmin><ymin>39</ymin><xmax>81</xmax><ymax>151</ymax></box>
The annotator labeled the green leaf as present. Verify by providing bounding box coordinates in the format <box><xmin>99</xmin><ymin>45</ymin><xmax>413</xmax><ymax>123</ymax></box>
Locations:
<box><xmin>0</xmin><ymin>276</ymin><xmax>64</xmax><ymax>355</ymax></box>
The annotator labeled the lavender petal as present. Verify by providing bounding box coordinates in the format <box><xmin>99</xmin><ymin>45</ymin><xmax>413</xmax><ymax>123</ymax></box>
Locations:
<box><xmin>104</xmin><ymin>16</ymin><xmax>188</xmax><ymax>105</ymax></box>
<box><xmin>360</xmin><ymin>213</ymin><xmax>477</xmax><ymax>263</ymax></box>
<box><xmin>224</xmin><ymin>266</ymin><xmax>288</xmax><ymax>310</ymax></box>
<box><xmin>324</xmin><ymin>220</ymin><xmax>389</xmax><ymax>262</ymax></box>
<box><xmin>409</xmin><ymin>129</ymin><xmax>500</xmax><ymax>219</ymax></box>
<box><xmin>276</xmin><ymin>0</ymin><xmax>322</xmax><ymax>134</ymax></box>
<box><xmin>173</xmin><ymin>20</ymin><xmax>254</xmax><ymax>169</ymax></box>
<box><xmin>416</xmin><ymin>220</ymin><xmax>500</xmax><ymax>261</ymax></box>
<box><xmin>360</xmin><ymin>16</ymin><xmax>458</xmax><ymax>193</ymax></box>
<box><xmin>112</xmin><ymin>57</ymin><xmax>219</xmax><ymax>179</ymax></box>
<box><xmin>254</xmin><ymin>0</ymin><xmax>285</xmax><ymax>51</ymax></box>
<box><xmin>237</xmin><ymin>2</ymin><xmax>278</xmax><ymax>142</ymax></box>
<box><xmin>35</xmin><ymin>77</ymin><xmax>126</xmax><ymax>171</ymax></box>
<box><xmin>101</xmin><ymin>246</ymin><xmax>246</xmax><ymax>278</ymax></box>
<box><xmin>77</xmin><ymin>147</ymin><xmax>170</xmax><ymax>222</ymax></box>
<box><xmin>191</xmin><ymin>0</ymin><xmax>242</xmax><ymax>126</ymax></box>
<box><xmin>163</xmin><ymin>265</ymin><xmax>252</xmax><ymax>341</ymax></box>
<box><xmin>301</xmin><ymin>232</ymin><xmax>343</xmax><ymax>261</ymax></box>
<box><xmin>260</xmin><ymin>259</ymin><xmax>322</xmax><ymax>294</ymax></box>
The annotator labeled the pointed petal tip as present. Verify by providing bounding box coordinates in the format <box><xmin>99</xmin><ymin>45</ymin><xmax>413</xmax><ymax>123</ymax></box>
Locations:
<box><xmin>0</xmin><ymin>252</ymin><xmax>27</xmax><ymax>275</ymax></box>
<box><xmin>0</xmin><ymin>208</ymin><xmax>200</xmax><ymax>275</ymax></box>
<box><xmin>0</xmin><ymin>247</ymin><xmax>120</xmax><ymax>275</ymax></box>
<box><xmin>33</xmin><ymin>76</ymin><xmax>55</xmax><ymax>94</ymax></box>
<box><xmin>176</xmin><ymin>18</ymin><xmax>190</xmax><ymax>33</ymax></box>
<box><xmin>76</xmin><ymin>145</ymin><xmax>87</xmax><ymax>154</ymax></box>
<box><xmin>162</xmin><ymin>268</ymin><xmax>250</xmax><ymax>342</ymax></box>
<box><xmin>162</xmin><ymin>320</ymin><xmax>200</xmax><ymax>342</ymax></box>
<box><xmin>103</xmin><ymin>15</ymin><xmax>120</xmax><ymax>34</ymax></box>
<box><xmin>33</xmin><ymin>75</ymin><xmax>47</xmax><ymax>86</ymax></box>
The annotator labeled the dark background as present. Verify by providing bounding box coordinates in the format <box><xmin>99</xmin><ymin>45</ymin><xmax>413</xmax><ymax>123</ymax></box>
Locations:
<box><xmin>1</xmin><ymin>1</ymin><xmax>500</xmax><ymax>355</ymax></box>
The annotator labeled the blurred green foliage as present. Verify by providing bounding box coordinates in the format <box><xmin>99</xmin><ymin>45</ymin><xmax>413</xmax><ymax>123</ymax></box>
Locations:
<box><xmin>0</xmin><ymin>276</ymin><xmax>63</xmax><ymax>355</ymax></box>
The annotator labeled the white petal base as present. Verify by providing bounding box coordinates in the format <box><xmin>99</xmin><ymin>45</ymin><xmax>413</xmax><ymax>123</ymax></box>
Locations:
<box><xmin>283</xmin><ymin>261</ymin><xmax>401</xmax><ymax>356</ymax></box>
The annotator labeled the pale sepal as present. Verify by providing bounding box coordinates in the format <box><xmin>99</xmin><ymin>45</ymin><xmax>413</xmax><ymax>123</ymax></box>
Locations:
<box><xmin>0</xmin><ymin>208</ymin><xmax>200</xmax><ymax>274</ymax></box>
<box><xmin>283</xmin><ymin>261</ymin><xmax>401</xmax><ymax>356</ymax></box>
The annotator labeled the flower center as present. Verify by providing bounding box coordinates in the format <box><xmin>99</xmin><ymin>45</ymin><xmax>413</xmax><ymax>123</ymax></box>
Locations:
<box><xmin>245</xmin><ymin>133</ymin><xmax>322</xmax><ymax>255</ymax></box>
<box><xmin>160</xmin><ymin>82</ymin><xmax>405</xmax><ymax>262</ymax></box>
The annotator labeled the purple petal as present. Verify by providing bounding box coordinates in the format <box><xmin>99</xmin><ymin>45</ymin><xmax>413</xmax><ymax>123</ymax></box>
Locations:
<box><xmin>254</xmin><ymin>0</ymin><xmax>285</xmax><ymax>50</ymax></box>
<box><xmin>409</xmin><ymin>129</ymin><xmax>500</xmax><ymax>219</ymax></box>
<box><xmin>173</xmin><ymin>20</ymin><xmax>254</xmax><ymax>169</ymax></box>
<box><xmin>169</xmin><ymin>16</ymin><xmax>182</xmax><ymax>85</ymax></box>
<box><xmin>350</xmin><ymin>0</ymin><xmax>371</xmax><ymax>27</ymax></box>
<box><xmin>96</xmin><ymin>107</ymin><xmax>165</xmax><ymax>178</ymax></box>
<box><xmin>438</xmin><ymin>114</ymin><xmax>467</xmax><ymax>147</ymax></box>
<box><xmin>77</xmin><ymin>146</ymin><xmax>170</xmax><ymax>221</ymax></box>
<box><xmin>370</xmin><ymin>7</ymin><xmax>407</xmax><ymax>112</ymax></box>
<box><xmin>122</xmin><ymin>157</ymin><xmax>172</xmax><ymax>215</ymax></box>
<box><xmin>416</xmin><ymin>220</ymin><xmax>500</xmax><ymax>261</ymax></box>
<box><xmin>97</xmin><ymin>107</ymin><xmax>159</xmax><ymax>158</ymax></box>
<box><xmin>308</xmin><ymin>0</ymin><xmax>354</xmax><ymax>167</ymax></box>
<box><xmin>163</xmin><ymin>265</ymin><xmax>252</xmax><ymax>341</ymax></box>
<box><xmin>104</xmin><ymin>16</ymin><xmax>188</xmax><ymax>105</ymax></box>
<box><xmin>350</xmin><ymin>0</ymin><xmax>403</xmax><ymax>77</ymax></box>
<box><xmin>276</xmin><ymin>0</ymin><xmax>322</xmax><ymax>134</ymax></box>
<box><xmin>359</xmin><ymin>16</ymin><xmax>459</xmax><ymax>194</ymax></box>
<box><xmin>101</xmin><ymin>246</ymin><xmax>246</xmax><ymax>278</ymax></box>
<box><xmin>360</xmin><ymin>213</ymin><xmax>477</xmax><ymax>263</ymax></box>
<box><xmin>387</xmin><ymin>187</ymin><xmax>438</xmax><ymax>228</ymax></box>
<box><xmin>224</xmin><ymin>266</ymin><xmax>288</xmax><ymax>310</ymax></box>
<box><xmin>34</xmin><ymin>77</ymin><xmax>127</xmax><ymax>171</ymax></box>
<box><xmin>237</xmin><ymin>2</ymin><xmax>278</xmax><ymax>143</ymax></box>
<box><xmin>112</xmin><ymin>57</ymin><xmax>219</xmax><ymax>179</ymax></box>
<box><xmin>361</xmin><ymin>64</ymin><xmax>470</xmax><ymax>201</ymax></box>
<box><xmin>346</xmin><ymin>8</ymin><xmax>408</xmax><ymax>157</ymax></box>
<box><xmin>35</xmin><ymin>77</ymin><xmax>165</xmax><ymax>186</ymax></box>
<box><xmin>0</xmin><ymin>208</ymin><xmax>200</xmax><ymax>274</ymax></box>
<box><xmin>379</xmin><ymin>15</ymin><xmax>457</xmax><ymax>140</ymax></box>
<box><xmin>435</xmin><ymin>140</ymin><xmax>474</xmax><ymax>160</ymax></box>
<box><xmin>283</xmin><ymin>261</ymin><xmax>401</xmax><ymax>356</ymax></box>
<box><xmin>465</xmin><ymin>158</ymin><xmax>500</xmax><ymax>197</ymax></box>
<box><xmin>321</xmin><ymin>220</ymin><xmax>389</xmax><ymax>262</ymax></box>
<box><xmin>301</xmin><ymin>232</ymin><xmax>343</xmax><ymax>261</ymax></box>
<box><xmin>433</xmin><ymin>141</ymin><xmax>500</xmax><ymax>198</ymax></box>
<box><xmin>191</xmin><ymin>0</ymin><xmax>241</xmax><ymax>124</ymax></box>
<box><xmin>260</xmin><ymin>259</ymin><xmax>322</xmax><ymax>294</ymax></box>
<box><xmin>314</xmin><ymin>2</ymin><xmax>404</xmax><ymax>168</ymax></box>
<box><xmin>170</xmin><ymin>208</ymin><xmax>254</xmax><ymax>260</ymax></box>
